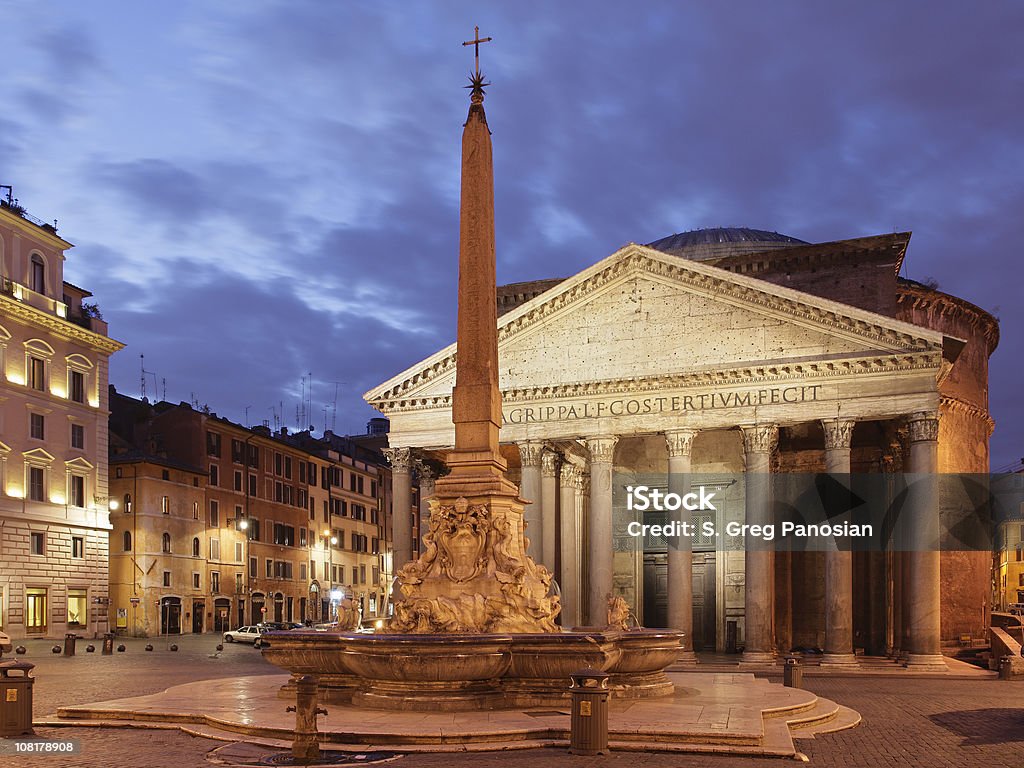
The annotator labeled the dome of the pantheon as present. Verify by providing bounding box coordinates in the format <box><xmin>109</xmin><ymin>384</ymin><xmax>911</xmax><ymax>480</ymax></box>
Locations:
<box><xmin>647</xmin><ymin>227</ymin><xmax>808</xmax><ymax>261</ymax></box>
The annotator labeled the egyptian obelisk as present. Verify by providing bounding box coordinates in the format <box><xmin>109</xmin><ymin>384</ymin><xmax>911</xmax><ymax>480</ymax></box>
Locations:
<box><xmin>387</xmin><ymin>29</ymin><xmax>559</xmax><ymax>634</ymax></box>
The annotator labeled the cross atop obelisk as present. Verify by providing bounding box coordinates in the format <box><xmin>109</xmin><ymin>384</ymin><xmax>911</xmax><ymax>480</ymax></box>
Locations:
<box><xmin>462</xmin><ymin>25</ymin><xmax>492</xmax><ymax>78</ymax></box>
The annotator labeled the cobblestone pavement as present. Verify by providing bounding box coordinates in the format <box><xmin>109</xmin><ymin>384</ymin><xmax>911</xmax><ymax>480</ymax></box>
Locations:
<box><xmin>3</xmin><ymin>638</ymin><xmax>1023</xmax><ymax>767</ymax></box>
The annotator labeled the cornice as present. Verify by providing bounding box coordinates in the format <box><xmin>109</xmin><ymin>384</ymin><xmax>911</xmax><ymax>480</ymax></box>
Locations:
<box><xmin>0</xmin><ymin>294</ymin><xmax>124</xmax><ymax>355</ymax></box>
<box><xmin>367</xmin><ymin>245</ymin><xmax>942</xmax><ymax>406</ymax></box>
<box><xmin>940</xmin><ymin>395</ymin><xmax>995</xmax><ymax>435</ymax></box>
<box><xmin>371</xmin><ymin>350</ymin><xmax>942</xmax><ymax>414</ymax></box>
<box><xmin>897</xmin><ymin>281</ymin><xmax>999</xmax><ymax>354</ymax></box>
<box><xmin>0</xmin><ymin>207</ymin><xmax>73</xmax><ymax>249</ymax></box>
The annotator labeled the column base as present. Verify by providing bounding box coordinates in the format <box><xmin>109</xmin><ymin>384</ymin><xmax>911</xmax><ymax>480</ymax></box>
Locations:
<box><xmin>739</xmin><ymin>650</ymin><xmax>777</xmax><ymax>667</ymax></box>
<box><xmin>675</xmin><ymin>649</ymin><xmax>698</xmax><ymax>666</ymax></box>
<box><xmin>904</xmin><ymin>654</ymin><xmax>948</xmax><ymax>672</ymax></box>
<box><xmin>819</xmin><ymin>653</ymin><xmax>859</xmax><ymax>667</ymax></box>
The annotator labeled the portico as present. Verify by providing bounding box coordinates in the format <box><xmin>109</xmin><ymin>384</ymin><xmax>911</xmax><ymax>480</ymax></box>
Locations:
<box><xmin>366</xmin><ymin>243</ymin><xmax>955</xmax><ymax>662</ymax></box>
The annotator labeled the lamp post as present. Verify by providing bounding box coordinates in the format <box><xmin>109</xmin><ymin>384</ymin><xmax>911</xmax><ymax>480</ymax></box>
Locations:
<box><xmin>323</xmin><ymin>529</ymin><xmax>336</xmax><ymax>621</ymax></box>
<box><xmin>229</xmin><ymin>515</ymin><xmax>249</xmax><ymax>626</ymax></box>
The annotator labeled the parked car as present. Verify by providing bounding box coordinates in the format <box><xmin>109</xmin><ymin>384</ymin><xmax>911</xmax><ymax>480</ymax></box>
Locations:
<box><xmin>258</xmin><ymin>621</ymin><xmax>303</xmax><ymax>631</ymax></box>
<box><xmin>0</xmin><ymin>630</ymin><xmax>12</xmax><ymax>657</ymax></box>
<box><xmin>223</xmin><ymin>625</ymin><xmax>264</xmax><ymax>645</ymax></box>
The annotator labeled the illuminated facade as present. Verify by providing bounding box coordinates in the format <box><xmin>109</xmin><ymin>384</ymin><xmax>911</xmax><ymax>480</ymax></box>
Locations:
<box><xmin>0</xmin><ymin>198</ymin><xmax>123</xmax><ymax>639</ymax></box>
<box><xmin>108</xmin><ymin>391</ymin><xmax>392</xmax><ymax>634</ymax></box>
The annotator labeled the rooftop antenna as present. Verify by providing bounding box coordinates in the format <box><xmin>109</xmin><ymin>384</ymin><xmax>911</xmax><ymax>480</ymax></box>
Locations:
<box><xmin>161</xmin><ymin>377</ymin><xmax>167</xmax><ymax>401</ymax></box>
<box><xmin>331</xmin><ymin>381</ymin><xmax>345</xmax><ymax>433</ymax></box>
<box><xmin>140</xmin><ymin>355</ymin><xmax>158</xmax><ymax>401</ymax></box>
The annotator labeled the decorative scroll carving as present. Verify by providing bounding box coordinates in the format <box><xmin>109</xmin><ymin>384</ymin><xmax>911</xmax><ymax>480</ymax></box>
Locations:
<box><xmin>586</xmin><ymin>436</ymin><xmax>618</xmax><ymax>464</ymax></box>
<box><xmin>383</xmin><ymin>446</ymin><xmax>413</xmax><ymax>474</ymax></box>
<box><xmin>740</xmin><ymin>424</ymin><xmax>778</xmax><ymax>455</ymax></box>
<box><xmin>518</xmin><ymin>441</ymin><xmax>544</xmax><ymax>467</ymax></box>
<box><xmin>821</xmin><ymin>419</ymin><xmax>856</xmax><ymax>451</ymax></box>
<box><xmin>907</xmin><ymin>412</ymin><xmax>939</xmax><ymax>443</ymax></box>
<box><xmin>388</xmin><ymin>496</ymin><xmax>560</xmax><ymax>634</ymax></box>
<box><xmin>665</xmin><ymin>429</ymin><xmax>697</xmax><ymax>458</ymax></box>
<box><xmin>541</xmin><ymin>450</ymin><xmax>558</xmax><ymax>478</ymax></box>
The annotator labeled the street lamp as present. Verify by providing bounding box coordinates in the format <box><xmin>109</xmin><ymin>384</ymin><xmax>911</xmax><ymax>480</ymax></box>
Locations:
<box><xmin>323</xmin><ymin>529</ymin><xmax>337</xmax><ymax>621</ymax></box>
<box><xmin>229</xmin><ymin>514</ymin><xmax>250</xmax><ymax>626</ymax></box>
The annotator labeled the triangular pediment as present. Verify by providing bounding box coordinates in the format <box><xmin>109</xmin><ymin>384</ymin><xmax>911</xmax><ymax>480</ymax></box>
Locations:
<box><xmin>23</xmin><ymin>447</ymin><xmax>56</xmax><ymax>463</ymax></box>
<box><xmin>366</xmin><ymin>244</ymin><xmax>944</xmax><ymax>408</ymax></box>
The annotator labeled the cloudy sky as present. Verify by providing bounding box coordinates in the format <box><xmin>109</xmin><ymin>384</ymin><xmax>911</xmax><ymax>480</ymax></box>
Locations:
<box><xmin>1</xmin><ymin>1</ymin><xmax>1021</xmax><ymax>467</ymax></box>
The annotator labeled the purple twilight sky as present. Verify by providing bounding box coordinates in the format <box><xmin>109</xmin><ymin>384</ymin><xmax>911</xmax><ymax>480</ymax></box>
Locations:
<box><xmin>1</xmin><ymin>1</ymin><xmax>1021</xmax><ymax>468</ymax></box>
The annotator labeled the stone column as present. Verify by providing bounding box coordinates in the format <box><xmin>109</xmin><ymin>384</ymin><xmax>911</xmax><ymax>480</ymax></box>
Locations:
<box><xmin>417</xmin><ymin>463</ymin><xmax>436</xmax><ymax>549</ymax></box>
<box><xmin>383</xmin><ymin>447</ymin><xmax>414</xmax><ymax>574</ymax></box>
<box><xmin>541</xmin><ymin>451</ymin><xmax>558</xmax><ymax>574</ymax></box>
<box><xmin>665</xmin><ymin>429</ymin><xmax>698</xmax><ymax>662</ymax></box>
<box><xmin>905</xmin><ymin>412</ymin><xmax>946</xmax><ymax>669</ymax></box>
<box><xmin>559</xmin><ymin>463</ymin><xmax>581</xmax><ymax>628</ymax></box>
<box><xmin>821</xmin><ymin>419</ymin><xmax>858</xmax><ymax>666</ymax></box>
<box><xmin>518</xmin><ymin>442</ymin><xmax>544</xmax><ymax>563</ymax></box>
<box><xmin>587</xmin><ymin>436</ymin><xmax>618</xmax><ymax>628</ymax></box>
<box><xmin>741</xmin><ymin>424</ymin><xmax>778</xmax><ymax>664</ymax></box>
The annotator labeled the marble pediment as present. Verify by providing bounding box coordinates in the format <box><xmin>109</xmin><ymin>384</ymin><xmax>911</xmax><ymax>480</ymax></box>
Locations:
<box><xmin>365</xmin><ymin>244</ymin><xmax>944</xmax><ymax>410</ymax></box>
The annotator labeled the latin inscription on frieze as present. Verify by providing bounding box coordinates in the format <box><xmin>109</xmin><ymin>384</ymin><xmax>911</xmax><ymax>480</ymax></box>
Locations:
<box><xmin>502</xmin><ymin>385</ymin><xmax>822</xmax><ymax>425</ymax></box>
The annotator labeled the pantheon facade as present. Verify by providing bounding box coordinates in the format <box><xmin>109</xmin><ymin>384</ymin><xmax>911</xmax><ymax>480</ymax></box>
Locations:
<box><xmin>367</xmin><ymin>228</ymin><xmax>998</xmax><ymax>665</ymax></box>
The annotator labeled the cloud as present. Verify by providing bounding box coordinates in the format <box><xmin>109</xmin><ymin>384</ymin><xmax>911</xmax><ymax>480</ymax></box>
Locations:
<box><xmin>3</xmin><ymin>0</ymin><xmax>1022</xmax><ymax>463</ymax></box>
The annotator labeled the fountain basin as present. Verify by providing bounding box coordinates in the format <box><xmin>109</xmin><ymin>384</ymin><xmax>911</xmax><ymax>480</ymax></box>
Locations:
<box><xmin>261</xmin><ymin>628</ymin><xmax>682</xmax><ymax>711</ymax></box>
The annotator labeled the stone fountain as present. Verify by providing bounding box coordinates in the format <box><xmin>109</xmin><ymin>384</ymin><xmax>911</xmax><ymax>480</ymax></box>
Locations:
<box><xmin>261</xmin><ymin>31</ymin><xmax>683</xmax><ymax>711</ymax></box>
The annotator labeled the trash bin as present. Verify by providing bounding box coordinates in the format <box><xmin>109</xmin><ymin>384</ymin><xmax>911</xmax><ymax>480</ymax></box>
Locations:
<box><xmin>63</xmin><ymin>633</ymin><xmax>77</xmax><ymax>657</ymax></box>
<box><xmin>0</xmin><ymin>660</ymin><xmax>35</xmax><ymax>737</ymax></box>
<box><xmin>102</xmin><ymin>632</ymin><xmax>115</xmax><ymax>655</ymax></box>
<box><xmin>998</xmin><ymin>655</ymin><xmax>1014</xmax><ymax>680</ymax></box>
<box><xmin>568</xmin><ymin>668</ymin><xmax>610</xmax><ymax>755</ymax></box>
<box><xmin>784</xmin><ymin>656</ymin><xmax>803</xmax><ymax>688</ymax></box>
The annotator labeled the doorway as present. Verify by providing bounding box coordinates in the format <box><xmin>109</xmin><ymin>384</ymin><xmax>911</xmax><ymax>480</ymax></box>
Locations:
<box><xmin>192</xmin><ymin>600</ymin><xmax>205</xmax><ymax>633</ymax></box>
<box><xmin>160</xmin><ymin>597</ymin><xmax>182</xmax><ymax>634</ymax></box>
<box><xmin>642</xmin><ymin>553</ymin><xmax>716</xmax><ymax>650</ymax></box>
<box><xmin>214</xmin><ymin>599</ymin><xmax>231</xmax><ymax>632</ymax></box>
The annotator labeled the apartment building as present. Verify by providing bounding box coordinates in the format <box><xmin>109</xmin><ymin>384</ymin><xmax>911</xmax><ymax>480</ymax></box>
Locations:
<box><xmin>0</xmin><ymin>196</ymin><xmax>123</xmax><ymax>639</ymax></box>
<box><xmin>108</xmin><ymin>390</ymin><xmax>394</xmax><ymax>634</ymax></box>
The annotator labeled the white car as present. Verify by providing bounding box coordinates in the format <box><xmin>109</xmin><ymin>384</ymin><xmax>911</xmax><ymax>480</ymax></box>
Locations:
<box><xmin>222</xmin><ymin>625</ymin><xmax>264</xmax><ymax>645</ymax></box>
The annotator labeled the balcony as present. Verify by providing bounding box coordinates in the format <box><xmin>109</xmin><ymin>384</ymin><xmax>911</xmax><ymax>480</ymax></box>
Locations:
<box><xmin>0</xmin><ymin>278</ymin><xmax>108</xmax><ymax>336</ymax></box>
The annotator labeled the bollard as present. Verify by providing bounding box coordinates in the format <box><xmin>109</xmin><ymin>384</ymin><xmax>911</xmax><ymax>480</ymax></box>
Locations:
<box><xmin>998</xmin><ymin>656</ymin><xmax>1014</xmax><ymax>680</ymax></box>
<box><xmin>784</xmin><ymin>657</ymin><xmax>803</xmax><ymax>688</ymax></box>
<box><xmin>0</xmin><ymin>660</ymin><xmax>35</xmax><ymax>737</ymax></box>
<box><xmin>169</xmin><ymin>644</ymin><xmax>178</xmax><ymax>652</ymax></box>
<box><xmin>286</xmin><ymin>674</ymin><xmax>327</xmax><ymax>763</ymax></box>
<box><xmin>568</xmin><ymin>668</ymin><xmax>610</xmax><ymax>755</ymax></box>
<box><xmin>144</xmin><ymin>644</ymin><xmax>153</xmax><ymax>652</ymax></box>
<box><xmin>63</xmin><ymin>633</ymin><xmax>77</xmax><ymax>657</ymax></box>
<box><xmin>102</xmin><ymin>633</ymin><xmax>114</xmax><ymax>656</ymax></box>
<box><xmin>85</xmin><ymin>645</ymin><xmax>95</xmax><ymax>653</ymax></box>
<box><xmin>116</xmin><ymin>644</ymin><xmax>126</xmax><ymax>653</ymax></box>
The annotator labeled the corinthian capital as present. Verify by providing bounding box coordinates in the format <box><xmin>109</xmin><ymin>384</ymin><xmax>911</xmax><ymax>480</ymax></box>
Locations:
<box><xmin>907</xmin><ymin>412</ymin><xmax>939</xmax><ymax>443</ymax></box>
<box><xmin>665</xmin><ymin>429</ymin><xmax>698</xmax><ymax>458</ymax></box>
<box><xmin>740</xmin><ymin>424</ymin><xmax>778</xmax><ymax>456</ymax></box>
<box><xmin>383</xmin><ymin>446</ymin><xmax>412</xmax><ymax>473</ymax></box>
<box><xmin>518</xmin><ymin>441</ymin><xmax>544</xmax><ymax>468</ymax></box>
<box><xmin>821</xmin><ymin>419</ymin><xmax>856</xmax><ymax>451</ymax></box>
<box><xmin>561</xmin><ymin>463</ymin><xmax>582</xmax><ymax>489</ymax></box>
<box><xmin>586</xmin><ymin>436</ymin><xmax>618</xmax><ymax>464</ymax></box>
<box><xmin>541</xmin><ymin>450</ymin><xmax>558</xmax><ymax>477</ymax></box>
